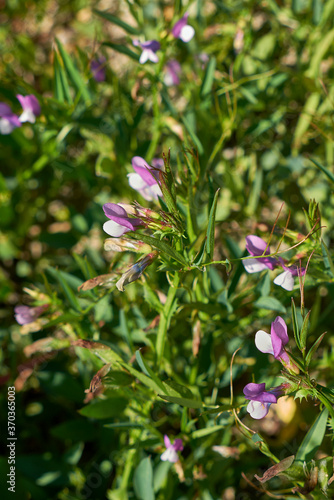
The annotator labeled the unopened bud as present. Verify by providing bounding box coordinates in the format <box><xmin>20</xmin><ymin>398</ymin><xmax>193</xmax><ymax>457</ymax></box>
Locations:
<box><xmin>116</xmin><ymin>251</ymin><xmax>158</xmax><ymax>292</ymax></box>
<box><xmin>104</xmin><ymin>238</ymin><xmax>152</xmax><ymax>253</ymax></box>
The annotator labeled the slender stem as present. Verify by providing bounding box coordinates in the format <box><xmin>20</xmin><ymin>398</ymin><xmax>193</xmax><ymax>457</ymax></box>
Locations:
<box><xmin>156</xmin><ymin>272</ymin><xmax>180</xmax><ymax>367</ymax></box>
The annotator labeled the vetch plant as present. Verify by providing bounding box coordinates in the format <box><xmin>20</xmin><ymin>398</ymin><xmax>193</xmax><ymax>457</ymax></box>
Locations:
<box><xmin>128</xmin><ymin>156</ymin><xmax>163</xmax><ymax>201</ymax></box>
<box><xmin>102</xmin><ymin>203</ymin><xmax>144</xmax><ymax>237</ymax></box>
<box><xmin>16</xmin><ymin>94</ymin><xmax>41</xmax><ymax>123</ymax></box>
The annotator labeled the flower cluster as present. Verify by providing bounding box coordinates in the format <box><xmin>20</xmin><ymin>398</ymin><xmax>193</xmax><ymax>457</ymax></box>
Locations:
<box><xmin>242</xmin><ymin>235</ymin><xmax>305</xmax><ymax>291</ymax></box>
<box><xmin>0</xmin><ymin>95</ymin><xmax>41</xmax><ymax>135</ymax></box>
<box><xmin>243</xmin><ymin>316</ymin><xmax>296</xmax><ymax>419</ymax></box>
<box><xmin>101</xmin><ymin>155</ymin><xmax>166</xmax><ymax>290</ymax></box>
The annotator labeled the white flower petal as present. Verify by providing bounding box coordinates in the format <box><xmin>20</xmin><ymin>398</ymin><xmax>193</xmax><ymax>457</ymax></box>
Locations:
<box><xmin>139</xmin><ymin>50</ymin><xmax>149</xmax><ymax>64</ymax></box>
<box><xmin>273</xmin><ymin>271</ymin><xmax>294</xmax><ymax>291</ymax></box>
<box><xmin>128</xmin><ymin>173</ymin><xmax>147</xmax><ymax>191</ymax></box>
<box><xmin>147</xmin><ymin>50</ymin><xmax>159</xmax><ymax>63</ymax></box>
<box><xmin>103</xmin><ymin>220</ymin><xmax>129</xmax><ymax>237</ymax></box>
<box><xmin>160</xmin><ymin>448</ymin><xmax>178</xmax><ymax>463</ymax></box>
<box><xmin>19</xmin><ymin>109</ymin><xmax>36</xmax><ymax>123</ymax></box>
<box><xmin>180</xmin><ymin>25</ymin><xmax>195</xmax><ymax>42</ymax></box>
<box><xmin>247</xmin><ymin>400</ymin><xmax>271</xmax><ymax>419</ymax></box>
<box><xmin>0</xmin><ymin>118</ymin><xmax>15</xmax><ymax>135</ymax></box>
<box><xmin>255</xmin><ymin>330</ymin><xmax>274</xmax><ymax>355</ymax></box>
<box><xmin>242</xmin><ymin>258</ymin><xmax>269</xmax><ymax>274</ymax></box>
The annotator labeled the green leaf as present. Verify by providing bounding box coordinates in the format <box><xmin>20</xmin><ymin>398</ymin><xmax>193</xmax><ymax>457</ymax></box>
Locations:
<box><xmin>102</xmin><ymin>42</ymin><xmax>140</xmax><ymax>61</ymax></box>
<box><xmin>299</xmin><ymin>310</ymin><xmax>311</xmax><ymax>350</ymax></box>
<box><xmin>93</xmin><ymin>9</ymin><xmax>140</xmax><ymax>35</ymax></box>
<box><xmin>305</xmin><ymin>332</ymin><xmax>326</xmax><ymax>368</ymax></box>
<box><xmin>321</xmin><ymin>238</ymin><xmax>334</xmax><ymax>277</ymax></box>
<box><xmin>206</xmin><ymin>188</ymin><xmax>220</xmax><ymax>259</ymax></box>
<box><xmin>78</xmin><ymin>396</ymin><xmax>127</xmax><ymax>419</ymax></box>
<box><xmin>46</xmin><ymin>267</ymin><xmax>82</xmax><ymax>312</ymax></box>
<box><xmin>162</xmin><ymin>380</ymin><xmax>195</xmax><ymax>399</ymax></box>
<box><xmin>130</xmin><ymin>232</ymin><xmax>188</xmax><ymax>266</ymax></box>
<box><xmin>181</xmin><ymin>115</ymin><xmax>204</xmax><ymax>155</ymax></box>
<box><xmin>291</xmin><ymin>298</ymin><xmax>301</xmax><ymax>350</ymax></box>
<box><xmin>201</xmin><ymin>56</ymin><xmax>216</xmax><ymax>96</ymax></box>
<box><xmin>295</xmin><ymin>408</ymin><xmax>328</xmax><ymax>462</ymax></box>
<box><xmin>310</xmin><ymin>157</ymin><xmax>334</xmax><ymax>183</ymax></box>
<box><xmin>159</xmin><ymin>394</ymin><xmax>202</xmax><ymax>409</ymax></box>
<box><xmin>133</xmin><ymin>457</ymin><xmax>155</xmax><ymax>500</ymax></box>
<box><xmin>254</xmin><ymin>297</ymin><xmax>286</xmax><ymax>314</ymax></box>
<box><xmin>53</xmin><ymin>51</ymin><xmax>72</xmax><ymax>104</ymax></box>
<box><xmin>135</xmin><ymin>350</ymin><xmax>165</xmax><ymax>392</ymax></box>
<box><xmin>55</xmin><ymin>38</ymin><xmax>91</xmax><ymax>104</ymax></box>
<box><xmin>191</xmin><ymin>425</ymin><xmax>225</xmax><ymax>438</ymax></box>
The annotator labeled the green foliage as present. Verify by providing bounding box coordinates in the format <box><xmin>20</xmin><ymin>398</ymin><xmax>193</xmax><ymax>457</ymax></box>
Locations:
<box><xmin>2</xmin><ymin>0</ymin><xmax>334</xmax><ymax>499</ymax></box>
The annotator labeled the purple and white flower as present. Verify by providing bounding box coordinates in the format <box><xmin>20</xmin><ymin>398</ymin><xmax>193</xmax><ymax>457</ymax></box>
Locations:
<box><xmin>243</xmin><ymin>382</ymin><xmax>282</xmax><ymax>419</ymax></box>
<box><xmin>242</xmin><ymin>235</ymin><xmax>277</xmax><ymax>273</ymax></box>
<box><xmin>164</xmin><ymin>59</ymin><xmax>181</xmax><ymax>86</ymax></box>
<box><xmin>161</xmin><ymin>435</ymin><xmax>183</xmax><ymax>463</ymax></box>
<box><xmin>255</xmin><ymin>316</ymin><xmax>290</xmax><ymax>365</ymax></box>
<box><xmin>128</xmin><ymin>156</ymin><xmax>162</xmax><ymax>201</ymax></box>
<box><xmin>133</xmin><ymin>40</ymin><xmax>161</xmax><ymax>64</ymax></box>
<box><xmin>273</xmin><ymin>260</ymin><xmax>305</xmax><ymax>291</ymax></box>
<box><xmin>91</xmin><ymin>56</ymin><xmax>106</xmax><ymax>82</ymax></box>
<box><xmin>0</xmin><ymin>103</ymin><xmax>21</xmax><ymax>135</ymax></box>
<box><xmin>16</xmin><ymin>94</ymin><xmax>41</xmax><ymax>123</ymax></box>
<box><xmin>172</xmin><ymin>13</ymin><xmax>195</xmax><ymax>43</ymax></box>
<box><xmin>14</xmin><ymin>304</ymin><xmax>49</xmax><ymax>325</ymax></box>
<box><xmin>116</xmin><ymin>251</ymin><xmax>158</xmax><ymax>291</ymax></box>
<box><xmin>103</xmin><ymin>203</ymin><xmax>144</xmax><ymax>237</ymax></box>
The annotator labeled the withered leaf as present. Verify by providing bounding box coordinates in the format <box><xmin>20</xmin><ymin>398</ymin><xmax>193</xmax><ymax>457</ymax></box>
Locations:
<box><xmin>78</xmin><ymin>273</ymin><xmax>117</xmax><ymax>291</ymax></box>
<box><xmin>255</xmin><ymin>455</ymin><xmax>295</xmax><ymax>483</ymax></box>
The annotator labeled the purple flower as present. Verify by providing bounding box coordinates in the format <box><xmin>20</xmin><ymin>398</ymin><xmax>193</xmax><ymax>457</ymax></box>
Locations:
<box><xmin>172</xmin><ymin>12</ymin><xmax>195</xmax><ymax>43</ymax></box>
<box><xmin>16</xmin><ymin>94</ymin><xmax>41</xmax><ymax>123</ymax></box>
<box><xmin>133</xmin><ymin>40</ymin><xmax>160</xmax><ymax>64</ymax></box>
<box><xmin>242</xmin><ymin>235</ymin><xmax>277</xmax><ymax>273</ymax></box>
<box><xmin>243</xmin><ymin>382</ymin><xmax>282</xmax><ymax>419</ymax></box>
<box><xmin>128</xmin><ymin>156</ymin><xmax>162</xmax><ymax>201</ymax></box>
<box><xmin>255</xmin><ymin>316</ymin><xmax>290</xmax><ymax>364</ymax></box>
<box><xmin>0</xmin><ymin>103</ymin><xmax>21</xmax><ymax>135</ymax></box>
<box><xmin>160</xmin><ymin>435</ymin><xmax>183</xmax><ymax>463</ymax></box>
<box><xmin>91</xmin><ymin>57</ymin><xmax>106</xmax><ymax>82</ymax></box>
<box><xmin>273</xmin><ymin>260</ymin><xmax>306</xmax><ymax>291</ymax></box>
<box><xmin>14</xmin><ymin>304</ymin><xmax>48</xmax><ymax>325</ymax></box>
<box><xmin>164</xmin><ymin>59</ymin><xmax>181</xmax><ymax>86</ymax></box>
<box><xmin>103</xmin><ymin>203</ymin><xmax>144</xmax><ymax>237</ymax></box>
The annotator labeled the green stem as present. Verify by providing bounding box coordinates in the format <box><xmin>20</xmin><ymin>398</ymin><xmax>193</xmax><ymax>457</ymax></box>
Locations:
<box><xmin>156</xmin><ymin>272</ymin><xmax>180</xmax><ymax>367</ymax></box>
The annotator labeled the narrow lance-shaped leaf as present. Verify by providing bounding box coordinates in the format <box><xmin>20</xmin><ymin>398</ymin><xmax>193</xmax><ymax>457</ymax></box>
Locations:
<box><xmin>305</xmin><ymin>332</ymin><xmax>326</xmax><ymax>368</ymax></box>
<box><xmin>321</xmin><ymin>238</ymin><xmax>334</xmax><ymax>277</ymax></box>
<box><xmin>102</xmin><ymin>42</ymin><xmax>140</xmax><ymax>62</ymax></box>
<box><xmin>93</xmin><ymin>9</ymin><xmax>140</xmax><ymax>35</ymax></box>
<box><xmin>55</xmin><ymin>38</ymin><xmax>91</xmax><ymax>104</ymax></box>
<box><xmin>310</xmin><ymin>157</ymin><xmax>334</xmax><ymax>184</ymax></box>
<box><xmin>135</xmin><ymin>350</ymin><xmax>165</xmax><ymax>392</ymax></box>
<box><xmin>295</xmin><ymin>408</ymin><xmax>329</xmax><ymax>462</ymax></box>
<box><xmin>53</xmin><ymin>51</ymin><xmax>72</xmax><ymax>104</ymax></box>
<box><xmin>201</xmin><ymin>56</ymin><xmax>216</xmax><ymax>96</ymax></box>
<box><xmin>299</xmin><ymin>310</ymin><xmax>311</xmax><ymax>350</ymax></box>
<box><xmin>206</xmin><ymin>188</ymin><xmax>220</xmax><ymax>260</ymax></box>
<box><xmin>291</xmin><ymin>298</ymin><xmax>301</xmax><ymax>351</ymax></box>
<box><xmin>130</xmin><ymin>232</ymin><xmax>188</xmax><ymax>267</ymax></box>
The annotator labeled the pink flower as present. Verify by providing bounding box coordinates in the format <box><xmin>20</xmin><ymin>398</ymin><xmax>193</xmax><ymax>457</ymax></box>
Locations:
<box><xmin>161</xmin><ymin>435</ymin><xmax>183</xmax><ymax>463</ymax></box>
<box><xmin>91</xmin><ymin>56</ymin><xmax>106</xmax><ymax>82</ymax></box>
<box><xmin>103</xmin><ymin>203</ymin><xmax>144</xmax><ymax>237</ymax></box>
<box><xmin>0</xmin><ymin>103</ymin><xmax>21</xmax><ymax>135</ymax></box>
<box><xmin>172</xmin><ymin>13</ymin><xmax>195</xmax><ymax>43</ymax></box>
<box><xmin>133</xmin><ymin>40</ymin><xmax>160</xmax><ymax>64</ymax></box>
<box><xmin>128</xmin><ymin>156</ymin><xmax>162</xmax><ymax>201</ymax></box>
<box><xmin>242</xmin><ymin>235</ymin><xmax>278</xmax><ymax>273</ymax></box>
<box><xmin>164</xmin><ymin>60</ymin><xmax>181</xmax><ymax>86</ymax></box>
<box><xmin>16</xmin><ymin>94</ymin><xmax>41</xmax><ymax>123</ymax></box>
<box><xmin>14</xmin><ymin>304</ymin><xmax>49</xmax><ymax>325</ymax></box>
<box><xmin>243</xmin><ymin>383</ymin><xmax>282</xmax><ymax>419</ymax></box>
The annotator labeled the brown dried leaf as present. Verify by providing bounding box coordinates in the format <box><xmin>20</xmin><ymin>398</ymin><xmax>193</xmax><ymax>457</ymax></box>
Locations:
<box><xmin>78</xmin><ymin>273</ymin><xmax>117</xmax><ymax>291</ymax></box>
<box><xmin>192</xmin><ymin>319</ymin><xmax>201</xmax><ymax>357</ymax></box>
<box><xmin>255</xmin><ymin>455</ymin><xmax>295</xmax><ymax>483</ymax></box>
<box><xmin>84</xmin><ymin>363</ymin><xmax>111</xmax><ymax>403</ymax></box>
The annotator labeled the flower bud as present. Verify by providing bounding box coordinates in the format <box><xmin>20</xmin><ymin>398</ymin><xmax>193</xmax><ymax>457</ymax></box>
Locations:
<box><xmin>116</xmin><ymin>251</ymin><xmax>158</xmax><ymax>291</ymax></box>
<box><xmin>104</xmin><ymin>238</ymin><xmax>152</xmax><ymax>254</ymax></box>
